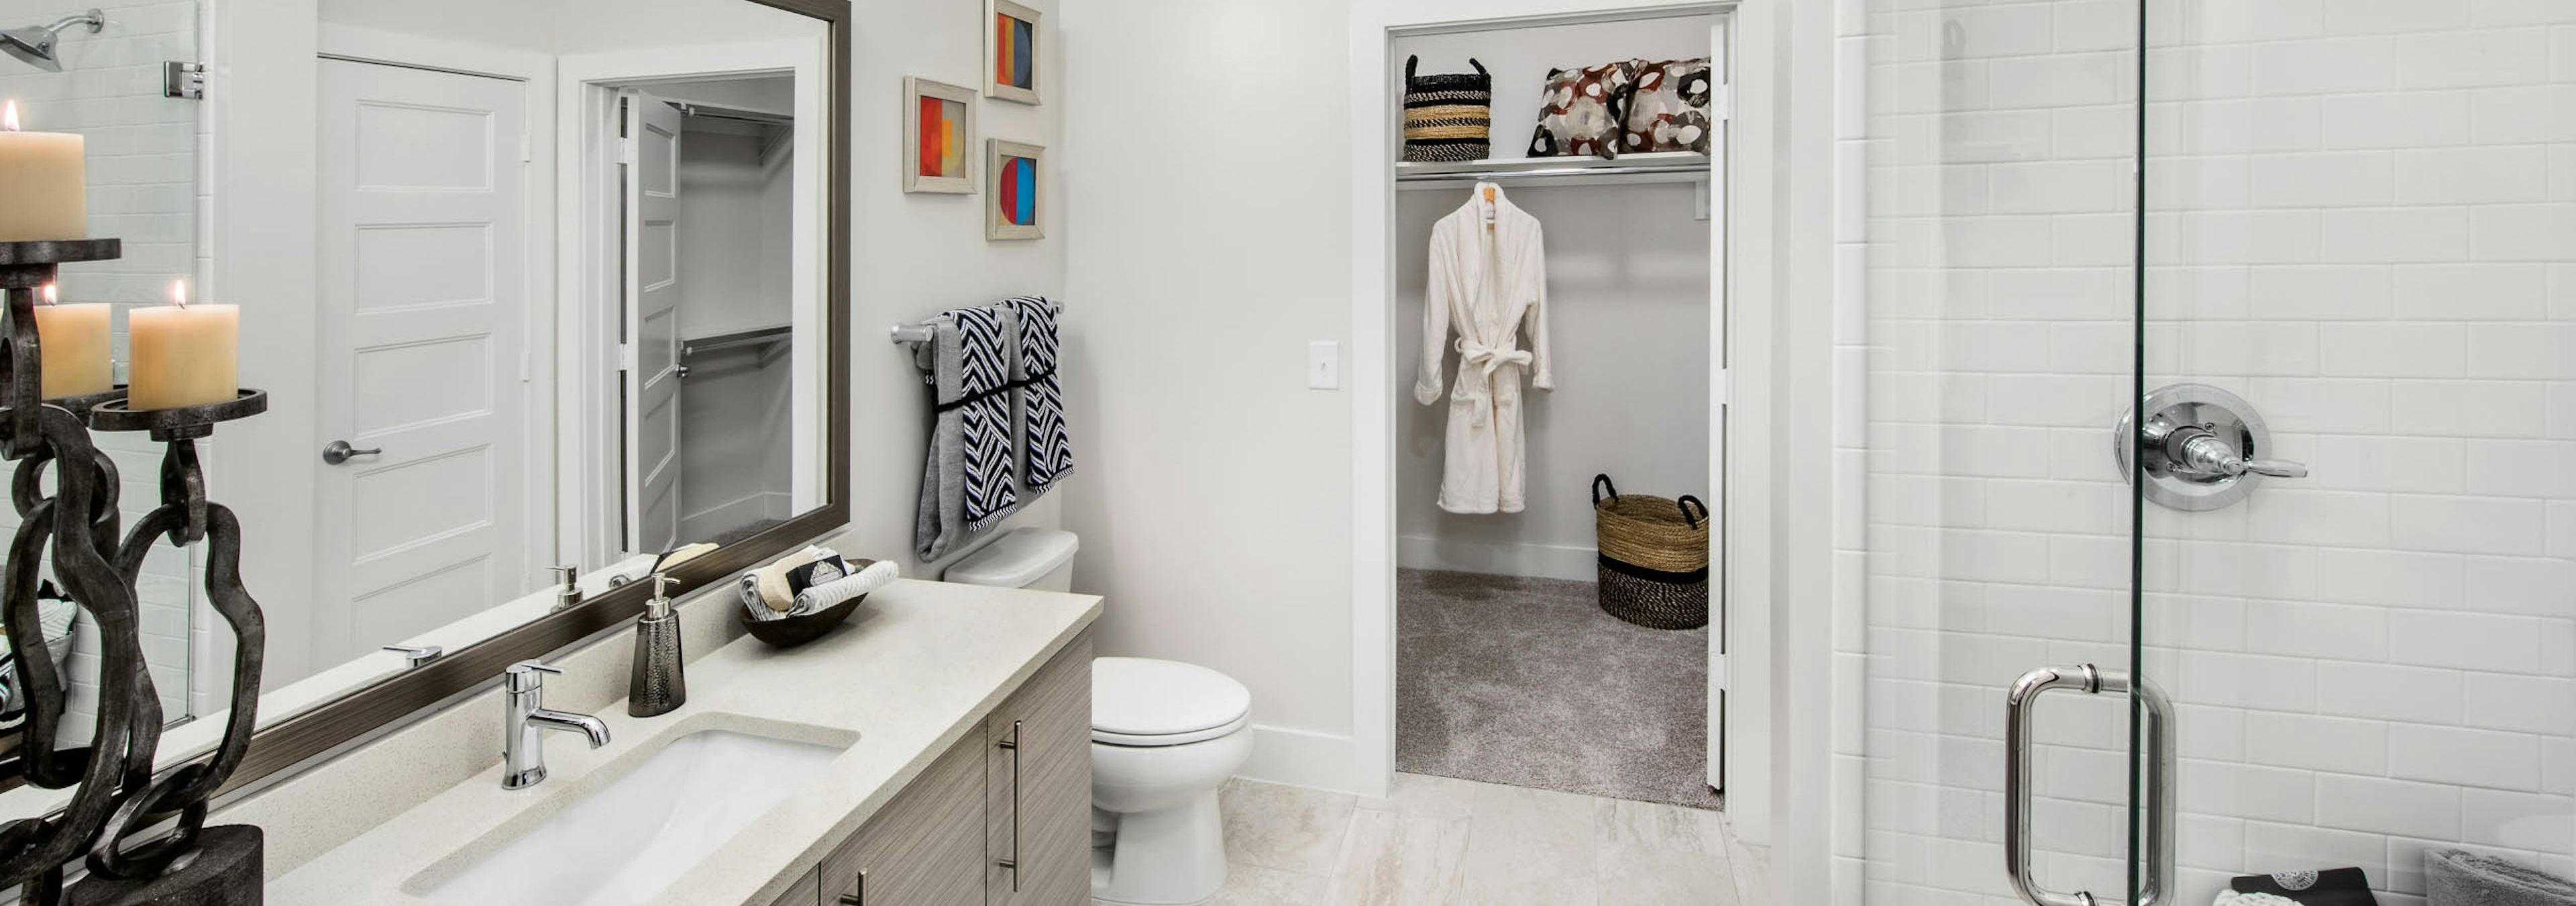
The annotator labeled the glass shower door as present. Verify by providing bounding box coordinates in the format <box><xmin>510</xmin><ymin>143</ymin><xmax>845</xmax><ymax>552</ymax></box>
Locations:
<box><xmin>2134</xmin><ymin>3</ymin><xmax>2576</xmax><ymax>905</ymax></box>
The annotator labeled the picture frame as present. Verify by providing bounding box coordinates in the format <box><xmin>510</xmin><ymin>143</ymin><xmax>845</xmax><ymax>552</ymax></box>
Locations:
<box><xmin>985</xmin><ymin>139</ymin><xmax>1046</xmax><ymax>241</ymax></box>
<box><xmin>903</xmin><ymin>77</ymin><xmax>977</xmax><ymax>194</ymax></box>
<box><xmin>984</xmin><ymin>0</ymin><xmax>1043</xmax><ymax>105</ymax></box>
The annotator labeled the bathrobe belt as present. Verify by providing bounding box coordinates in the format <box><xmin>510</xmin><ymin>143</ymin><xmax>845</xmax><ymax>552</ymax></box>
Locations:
<box><xmin>1452</xmin><ymin>338</ymin><xmax>1532</xmax><ymax>428</ymax></box>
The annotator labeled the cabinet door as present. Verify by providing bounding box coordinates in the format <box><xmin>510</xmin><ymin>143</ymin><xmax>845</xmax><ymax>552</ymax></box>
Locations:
<box><xmin>768</xmin><ymin>867</ymin><xmax>819</xmax><ymax>906</ymax></box>
<box><xmin>824</xmin><ymin>728</ymin><xmax>988</xmax><ymax>906</ymax></box>
<box><xmin>986</xmin><ymin>632</ymin><xmax>1094</xmax><ymax>906</ymax></box>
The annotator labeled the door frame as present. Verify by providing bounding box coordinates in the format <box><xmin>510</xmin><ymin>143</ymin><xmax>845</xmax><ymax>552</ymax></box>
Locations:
<box><xmin>556</xmin><ymin>38</ymin><xmax>831</xmax><ymax>568</ymax></box>
<box><xmin>1344</xmin><ymin>0</ymin><xmax>1770</xmax><ymax>825</ymax></box>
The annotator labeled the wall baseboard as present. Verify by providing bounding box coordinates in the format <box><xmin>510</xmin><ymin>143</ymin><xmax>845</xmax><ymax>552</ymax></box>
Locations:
<box><xmin>1395</xmin><ymin>535</ymin><xmax>1598</xmax><ymax>583</ymax></box>
<box><xmin>1236</xmin><ymin>725</ymin><xmax>1366</xmax><ymax>795</ymax></box>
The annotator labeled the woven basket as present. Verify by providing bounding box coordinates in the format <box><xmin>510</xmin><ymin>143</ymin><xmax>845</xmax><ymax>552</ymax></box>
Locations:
<box><xmin>1593</xmin><ymin>474</ymin><xmax>1709</xmax><ymax>630</ymax></box>
<box><xmin>1401</xmin><ymin>56</ymin><xmax>1492</xmax><ymax>163</ymax></box>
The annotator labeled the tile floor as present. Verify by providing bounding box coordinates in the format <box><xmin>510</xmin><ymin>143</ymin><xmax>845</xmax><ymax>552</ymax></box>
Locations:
<box><xmin>1205</xmin><ymin>773</ymin><xmax>1769</xmax><ymax>906</ymax></box>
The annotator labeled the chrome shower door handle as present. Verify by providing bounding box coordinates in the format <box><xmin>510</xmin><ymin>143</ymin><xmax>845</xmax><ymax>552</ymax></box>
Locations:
<box><xmin>321</xmin><ymin>440</ymin><xmax>382</xmax><ymax>465</ymax></box>
<box><xmin>2006</xmin><ymin>664</ymin><xmax>2176</xmax><ymax>906</ymax></box>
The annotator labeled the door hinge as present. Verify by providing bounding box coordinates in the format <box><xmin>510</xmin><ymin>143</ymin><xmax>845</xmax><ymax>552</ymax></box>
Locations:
<box><xmin>621</xmin><ymin>136</ymin><xmax>639</xmax><ymax>167</ymax></box>
<box><xmin>1715</xmin><ymin>368</ymin><xmax>1733</xmax><ymax>407</ymax></box>
<box><xmin>1711</xmin><ymin>83</ymin><xmax>1731</xmax><ymax>123</ymax></box>
<box><xmin>520</xmin><ymin>132</ymin><xmax>533</xmax><ymax>163</ymax></box>
<box><xmin>163</xmin><ymin>62</ymin><xmax>205</xmax><ymax>101</ymax></box>
<box><xmin>619</xmin><ymin>344</ymin><xmax>637</xmax><ymax>372</ymax></box>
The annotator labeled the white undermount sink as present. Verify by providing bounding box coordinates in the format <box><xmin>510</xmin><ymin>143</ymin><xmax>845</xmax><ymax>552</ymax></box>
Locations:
<box><xmin>419</xmin><ymin>729</ymin><xmax>846</xmax><ymax>906</ymax></box>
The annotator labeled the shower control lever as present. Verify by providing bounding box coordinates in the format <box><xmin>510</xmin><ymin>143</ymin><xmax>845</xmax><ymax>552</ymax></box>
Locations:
<box><xmin>2115</xmin><ymin>384</ymin><xmax>2306</xmax><ymax>512</ymax></box>
<box><xmin>2160</xmin><ymin>424</ymin><xmax>2308</xmax><ymax>481</ymax></box>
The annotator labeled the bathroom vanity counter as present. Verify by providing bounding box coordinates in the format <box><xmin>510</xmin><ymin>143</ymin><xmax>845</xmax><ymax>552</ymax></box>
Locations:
<box><xmin>260</xmin><ymin>578</ymin><xmax>1101</xmax><ymax>906</ymax></box>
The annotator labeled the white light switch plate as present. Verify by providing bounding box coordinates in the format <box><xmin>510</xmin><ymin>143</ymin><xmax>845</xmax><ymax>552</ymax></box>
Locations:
<box><xmin>1308</xmin><ymin>340</ymin><xmax>1340</xmax><ymax>389</ymax></box>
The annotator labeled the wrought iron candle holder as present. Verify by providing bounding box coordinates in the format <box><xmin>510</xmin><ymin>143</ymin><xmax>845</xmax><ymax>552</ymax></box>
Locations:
<box><xmin>0</xmin><ymin>239</ymin><xmax>268</xmax><ymax>905</ymax></box>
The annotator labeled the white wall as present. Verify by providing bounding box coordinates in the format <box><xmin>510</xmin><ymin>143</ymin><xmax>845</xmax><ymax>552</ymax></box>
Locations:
<box><xmin>1854</xmin><ymin>3</ymin><xmax>2576</xmax><ymax>906</ymax></box>
<box><xmin>1394</xmin><ymin>184</ymin><xmax>1711</xmax><ymax>581</ymax></box>
<box><xmin>826</xmin><ymin>0</ymin><xmax>1066</xmax><ymax>581</ymax></box>
<box><xmin>1057</xmin><ymin>0</ymin><xmax>1357</xmax><ymax>787</ymax></box>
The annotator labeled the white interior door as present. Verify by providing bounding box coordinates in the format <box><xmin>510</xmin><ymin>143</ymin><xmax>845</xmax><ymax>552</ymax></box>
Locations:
<box><xmin>315</xmin><ymin>59</ymin><xmax>529</xmax><ymax>662</ymax></box>
<box><xmin>623</xmin><ymin>91</ymin><xmax>685</xmax><ymax>556</ymax></box>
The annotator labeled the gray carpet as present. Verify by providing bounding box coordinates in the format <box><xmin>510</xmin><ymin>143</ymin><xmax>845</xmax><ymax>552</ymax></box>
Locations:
<box><xmin>1397</xmin><ymin>568</ymin><xmax>1723</xmax><ymax>811</ymax></box>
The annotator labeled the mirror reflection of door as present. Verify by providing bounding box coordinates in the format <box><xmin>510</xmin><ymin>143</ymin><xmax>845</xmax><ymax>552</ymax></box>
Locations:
<box><xmin>315</xmin><ymin>59</ymin><xmax>533</xmax><ymax>664</ymax></box>
<box><xmin>621</xmin><ymin>90</ymin><xmax>685</xmax><ymax>557</ymax></box>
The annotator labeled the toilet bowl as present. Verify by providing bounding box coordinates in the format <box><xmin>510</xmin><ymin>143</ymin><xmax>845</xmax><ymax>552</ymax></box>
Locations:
<box><xmin>1088</xmin><ymin>657</ymin><xmax>1253</xmax><ymax>905</ymax></box>
<box><xmin>944</xmin><ymin>530</ymin><xmax>1255</xmax><ymax>906</ymax></box>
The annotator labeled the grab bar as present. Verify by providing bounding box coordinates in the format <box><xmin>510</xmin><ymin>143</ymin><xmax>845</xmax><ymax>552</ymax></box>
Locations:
<box><xmin>2005</xmin><ymin>664</ymin><xmax>2174</xmax><ymax>906</ymax></box>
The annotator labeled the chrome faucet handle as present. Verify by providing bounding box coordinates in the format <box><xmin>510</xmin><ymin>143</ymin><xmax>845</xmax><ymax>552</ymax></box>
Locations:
<box><xmin>2237</xmin><ymin>458</ymin><xmax>2308</xmax><ymax>479</ymax></box>
<box><xmin>381</xmin><ymin>644</ymin><xmax>443</xmax><ymax>668</ymax></box>
<box><xmin>504</xmin><ymin>659</ymin><xmax>562</xmax><ymax>693</ymax></box>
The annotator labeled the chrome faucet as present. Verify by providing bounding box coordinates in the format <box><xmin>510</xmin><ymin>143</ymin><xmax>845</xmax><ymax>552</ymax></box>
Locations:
<box><xmin>502</xmin><ymin>659</ymin><xmax>610</xmax><ymax>790</ymax></box>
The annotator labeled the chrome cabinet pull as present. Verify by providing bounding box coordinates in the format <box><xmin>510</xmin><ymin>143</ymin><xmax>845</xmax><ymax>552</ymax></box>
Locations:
<box><xmin>837</xmin><ymin>870</ymin><xmax>862</xmax><ymax>905</ymax></box>
<box><xmin>321</xmin><ymin>439</ymin><xmax>381</xmax><ymax>465</ymax></box>
<box><xmin>996</xmin><ymin>719</ymin><xmax>1022</xmax><ymax>893</ymax></box>
<box><xmin>2006</xmin><ymin>664</ymin><xmax>2175</xmax><ymax>906</ymax></box>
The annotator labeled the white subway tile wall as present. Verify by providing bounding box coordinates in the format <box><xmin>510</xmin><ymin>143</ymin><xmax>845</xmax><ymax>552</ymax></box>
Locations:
<box><xmin>0</xmin><ymin>0</ymin><xmax>203</xmax><ymax>734</ymax></box>
<box><xmin>1862</xmin><ymin>1</ymin><xmax>2575</xmax><ymax>905</ymax></box>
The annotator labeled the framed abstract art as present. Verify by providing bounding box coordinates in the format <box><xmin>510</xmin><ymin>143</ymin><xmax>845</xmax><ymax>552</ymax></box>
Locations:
<box><xmin>903</xmin><ymin>77</ymin><xmax>977</xmax><ymax>194</ymax></box>
<box><xmin>986</xmin><ymin>140</ymin><xmax>1045</xmax><ymax>240</ymax></box>
<box><xmin>985</xmin><ymin>0</ymin><xmax>1042</xmax><ymax>105</ymax></box>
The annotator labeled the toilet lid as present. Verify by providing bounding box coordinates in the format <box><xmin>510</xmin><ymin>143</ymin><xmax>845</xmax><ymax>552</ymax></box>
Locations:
<box><xmin>1092</xmin><ymin>657</ymin><xmax>1251</xmax><ymax>739</ymax></box>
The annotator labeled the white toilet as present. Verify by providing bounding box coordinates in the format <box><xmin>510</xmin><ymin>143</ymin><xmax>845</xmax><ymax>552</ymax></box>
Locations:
<box><xmin>945</xmin><ymin>528</ymin><xmax>1255</xmax><ymax>906</ymax></box>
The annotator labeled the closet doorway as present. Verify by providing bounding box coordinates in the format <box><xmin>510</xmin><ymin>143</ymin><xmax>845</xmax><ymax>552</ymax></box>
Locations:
<box><xmin>1368</xmin><ymin>6</ymin><xmax>1731</xmax><ymax>812</ymax></box>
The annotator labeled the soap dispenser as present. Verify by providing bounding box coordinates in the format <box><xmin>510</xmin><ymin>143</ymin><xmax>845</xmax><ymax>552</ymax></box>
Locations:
<box><xmin>629</xmin><ymin>573</ymin><xmax>686</xmax><ymax>717</ymax></box>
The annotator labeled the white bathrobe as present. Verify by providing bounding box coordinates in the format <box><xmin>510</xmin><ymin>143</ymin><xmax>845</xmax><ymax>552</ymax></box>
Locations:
<box><xmin>1417</xmin><ymin>183</ymin><xmax>1552</xmax><ymax>514</ymax></box>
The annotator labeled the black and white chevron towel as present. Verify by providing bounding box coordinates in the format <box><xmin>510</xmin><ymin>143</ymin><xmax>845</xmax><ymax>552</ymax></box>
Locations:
<box><xmin>1006</xmin><ymin>296</ymin><xmax>1074</xmax><ymax>497</ymax></box>
<box><xmin>948</xmin><ymin>304</ymin><xmax>1021</xmax><ymax>535</ymax></box>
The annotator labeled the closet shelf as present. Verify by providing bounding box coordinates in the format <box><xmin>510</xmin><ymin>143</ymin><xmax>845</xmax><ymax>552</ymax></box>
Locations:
<box><xmin>1394</xmin><ymin>150</ymin><xmax>1711</xmax><ymax>190</ymax></box>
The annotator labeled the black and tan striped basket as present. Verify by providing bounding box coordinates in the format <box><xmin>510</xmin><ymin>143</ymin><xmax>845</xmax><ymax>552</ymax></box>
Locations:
<box><xmin>1593</xmin><ymin>474</ymin><xmax>1710</xmax><ymax>630</ymax></box>
<box><xmin>1401</xmin><ymin>56</ymin><xmax>1492</xmax><ymax>163</ymax></box>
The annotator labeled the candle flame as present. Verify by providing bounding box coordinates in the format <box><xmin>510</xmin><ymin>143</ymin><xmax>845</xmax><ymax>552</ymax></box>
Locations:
<box><xmin>2</xmin><ymin>101</ymin><xmax>17</xmax><ymax>133</ymax></box>
<box><xmin>170</xmin><ymin>279</ymin><xmax>188</xmax><ymax>308</ymax></box>
<box><xmin>40</xmin><ymin>284</ymin><xmax>56</xmax><ymax>305</ymax></box>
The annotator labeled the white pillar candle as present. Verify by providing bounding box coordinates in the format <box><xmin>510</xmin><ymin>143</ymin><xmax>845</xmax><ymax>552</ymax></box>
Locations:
<box><xmin>127</xmin><ymin>282</ymin><xmax>237</xmax><ymax>411</ymax></box>
<box><xmin>32</xmin><ymin>285</ymin><xmax>110</xmax><ymax>399</ymax></box>
<box><xmin>0</xmin><ymin>101</ymin><xmax>87</xmax><ymax>243</ymax></box>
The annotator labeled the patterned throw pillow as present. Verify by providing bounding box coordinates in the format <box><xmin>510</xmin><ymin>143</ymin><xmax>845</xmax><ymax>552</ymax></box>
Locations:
<box><xmin>1622</xmin><ymin>58</ymin><xmax>1715</xmax><ymax>155</ymax></box>
<box><xmin>1528</xmin><ymin>62</ymin><xmax>1633</xmax><ymax>160</ymax></box>
<box><xmin>1401</xmin><ymin>56</ymin><xmax>1493</xmax><ymax>164</ymax></box>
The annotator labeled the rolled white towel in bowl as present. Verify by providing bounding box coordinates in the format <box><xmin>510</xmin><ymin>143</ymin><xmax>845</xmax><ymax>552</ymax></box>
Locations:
<box><xmin>794</xmin><ymin>559</ymin><xmax>900</xmax><ymax>613</ymax></box>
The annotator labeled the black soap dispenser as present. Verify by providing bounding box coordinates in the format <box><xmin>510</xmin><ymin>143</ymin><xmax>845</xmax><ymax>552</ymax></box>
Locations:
<box><xmin>628</xmin><ymin>573</ymin><xmax>686</xmax><ymax>717</ymax></box>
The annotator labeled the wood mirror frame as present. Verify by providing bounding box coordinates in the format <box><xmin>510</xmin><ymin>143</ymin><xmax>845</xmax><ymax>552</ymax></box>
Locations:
<box><xmin>203</xmin><ymin>0</ymin><xmax>853</xmax><ymax>798</ymax></box>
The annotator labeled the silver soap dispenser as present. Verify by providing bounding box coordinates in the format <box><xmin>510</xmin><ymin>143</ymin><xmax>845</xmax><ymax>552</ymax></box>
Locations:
<box><xmin>628</xmin><ymin>573</ymin><xmax>686</xmax><ymax>717</ymax></box>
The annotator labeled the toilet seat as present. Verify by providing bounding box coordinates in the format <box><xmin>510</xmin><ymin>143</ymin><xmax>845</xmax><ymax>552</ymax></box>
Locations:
<box><xmin>1093</xmin><ymin>657</ymin><xmax>1250</xmax><ymax>747</ymax></box>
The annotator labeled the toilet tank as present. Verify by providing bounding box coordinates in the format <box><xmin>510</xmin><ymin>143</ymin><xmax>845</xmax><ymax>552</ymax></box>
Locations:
<box><xmin>942</xmin><ymin>527</ymin><xmax>1080</xmax><ymax>592</ymax></box>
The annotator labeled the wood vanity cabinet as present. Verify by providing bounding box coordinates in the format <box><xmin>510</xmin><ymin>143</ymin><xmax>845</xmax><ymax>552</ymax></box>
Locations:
<box><xmin>794</xmin><ymin>631</ymin><xmax>1093</xmax><ymax>906</ymax></box>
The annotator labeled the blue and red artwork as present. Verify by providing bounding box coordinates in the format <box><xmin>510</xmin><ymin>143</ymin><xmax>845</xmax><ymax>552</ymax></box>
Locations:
<box><xmin>997</xmin><ymin>155</ymin><xmax>1036</xmax><ymax>226</ymax></box>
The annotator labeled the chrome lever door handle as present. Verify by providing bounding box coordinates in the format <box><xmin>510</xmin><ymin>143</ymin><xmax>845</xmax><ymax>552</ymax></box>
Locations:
<box><xmin>322</xmin><ymin>440</ymin><xmax>382</xmax><ymax>465</ymax></box>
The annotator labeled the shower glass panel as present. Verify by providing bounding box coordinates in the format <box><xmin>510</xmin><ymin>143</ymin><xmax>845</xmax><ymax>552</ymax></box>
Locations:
<box><xmin>0</xmin><ymin>0</ymin><xmax>201</xmax><ymax>729</ymax></box>
<box><xmin>2139</xmin><ymin>3</ymin><xmax>2576</xmax><ymax>905</ymax></box>
<box><xmin>1866</xmin><ymin>0</ymin><xmax>2576</xmax><ymax>904</ymax></box>
<box><xmin>1859</xmin><ymin>0</ymin><xmax>2145</xmax><ymax>902</ymax></box>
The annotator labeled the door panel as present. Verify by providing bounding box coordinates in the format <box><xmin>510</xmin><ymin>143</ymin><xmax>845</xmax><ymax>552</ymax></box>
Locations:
<box><xmin>316</xmin><ymin>59</ymin><xmax>529</xmax><ymax>666</ymax></box>
<box><xmin>623</xmin><ymin>91</ymin><xmax>684</xmax><ymax>556</ymax></box>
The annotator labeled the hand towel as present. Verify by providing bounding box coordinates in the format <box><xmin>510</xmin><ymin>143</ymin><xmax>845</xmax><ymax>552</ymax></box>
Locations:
<box><xmin>744</xmin><ymin>545</ymin><xmax>843</xmax><ymax>615</ymax></box>
<box><xmin>912</xmin><ymin>305</ymin><xmax>1020</xmax><ymax>562</ymax></box>
<box><xmin>2428</xmin><ymin>849</ymin><xmax>2576</xmax><ymax>906</ymax></box>
<box><xmin>1004</xmin><ymin>296</ymin><xmax>1073</xmax><ymax>501</ymax></box>
<box><xmin>792</xmin><ymin>558</ymin><xmax>899</xmax><ymax>613</ymax></box>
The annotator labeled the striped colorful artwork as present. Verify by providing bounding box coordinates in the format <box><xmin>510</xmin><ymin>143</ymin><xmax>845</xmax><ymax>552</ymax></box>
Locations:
<box><xmin>996</xmin><ymin>13</ymin><xmax>1035</xmax><ymax>90</ymax></box>
<box><xmin>997</xmin><ymin>155</ymin><xmax>1036</xmax><ymax>226</ymax></box>
<box><xmin>917</xmin><ymin>97</ymin><xmax>966</xmax><ymax>178</ymax></box>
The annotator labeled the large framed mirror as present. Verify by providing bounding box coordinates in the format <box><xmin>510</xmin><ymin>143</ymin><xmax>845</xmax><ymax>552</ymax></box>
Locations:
<box><xmin>0</xmin><ymin>0</ymin><xmax>849</xmax><ymax>814</ymax></box>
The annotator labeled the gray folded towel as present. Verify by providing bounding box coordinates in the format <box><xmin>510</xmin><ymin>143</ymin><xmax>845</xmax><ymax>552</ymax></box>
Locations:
<box><xmin>2429</xmin><ymin>848</ymin><xmax>2576</xmax><ymax>906</ymax></box>
<box><xmin>911</xmin><ymin>305</ymin><xmax>1020</xmax><ymax>562</ymax></box>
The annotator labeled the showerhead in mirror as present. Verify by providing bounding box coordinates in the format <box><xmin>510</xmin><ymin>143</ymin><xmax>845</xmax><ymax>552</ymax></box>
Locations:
<box><xmin>1</xmin><ymin>9</ymin><xmax>105</xmax><ymax>73</ymax></box>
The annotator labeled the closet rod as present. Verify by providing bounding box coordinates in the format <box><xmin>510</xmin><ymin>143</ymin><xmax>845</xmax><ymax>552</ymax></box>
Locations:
<box><xmin>1393</xmin><ymin>162</ymin><xmax>1709</xmax><ymax>183</ymax></box>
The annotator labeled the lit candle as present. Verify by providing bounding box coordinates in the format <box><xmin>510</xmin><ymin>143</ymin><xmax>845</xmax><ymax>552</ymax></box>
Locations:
<box><xmin>127</xmin><ymin>281</ymin><xmax>237</xmax><ymax>410</ymax></box>
<box><xmin>32</xmin><ymin>284</ymin><xmax>111</xmax><ymax>399</ymax></box>
<box><xmin>0</xmin><ymin>101</ymin><xmax>87</xmax><ymax>243</ymax></box>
